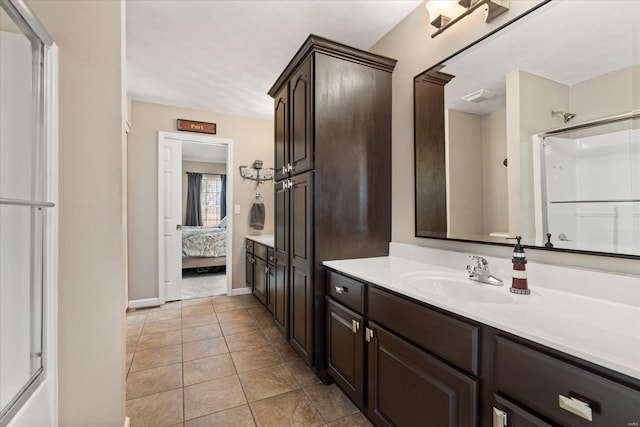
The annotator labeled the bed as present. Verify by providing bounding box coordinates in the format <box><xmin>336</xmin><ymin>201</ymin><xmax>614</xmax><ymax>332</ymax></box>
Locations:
<box><xmin>181</xmin><ymin>225</ymin><xmax>227</xmax><ymax>269</ymax></box>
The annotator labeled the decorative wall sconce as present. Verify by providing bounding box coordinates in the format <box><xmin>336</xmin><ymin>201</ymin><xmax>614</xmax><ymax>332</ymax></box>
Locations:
<box><xmin>426</xmin><ymin>0</ymin><xmax>509</xmax><ymax>38</ymax></box>
<box><xmin>239</xmin><ymin>160</ymin><xmax>274</xmax><ymax>186</ymax></box>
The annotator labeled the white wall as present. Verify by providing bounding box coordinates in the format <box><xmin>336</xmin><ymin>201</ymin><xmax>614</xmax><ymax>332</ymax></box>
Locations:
<box><xmin>127</xmin><ymin>101</ymin><xmax>273</xmax><ymax>300</ymax></box>
<box><xmin>26</xmin><ymin>1</ymin><xmax>127</xmax><ymax>425</ymax></box>
<box><xmin>369</xmin><ymin>0</ymin><xmax>639</xmax><ymax>274</ymax></box>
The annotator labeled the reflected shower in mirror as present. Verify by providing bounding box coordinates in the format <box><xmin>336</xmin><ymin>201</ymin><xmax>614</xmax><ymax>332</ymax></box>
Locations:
<box><xmin>414</xmin><ymin>0</ymin><xmax>640</xmax><ymax>258</ymax></box>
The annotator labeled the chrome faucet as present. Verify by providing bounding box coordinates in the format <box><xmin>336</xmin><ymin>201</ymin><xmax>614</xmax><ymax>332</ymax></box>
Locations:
<box><xmin>466</xmin><ymin>255</ymin><xmax>503</xmax><ymax>286</ymax></box>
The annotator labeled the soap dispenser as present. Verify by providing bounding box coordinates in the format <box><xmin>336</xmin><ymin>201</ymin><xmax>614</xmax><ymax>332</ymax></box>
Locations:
<box><xmin>510</xmin><ymin>236</ymin><xmax>530</xmax><ymax>295</ymax></box>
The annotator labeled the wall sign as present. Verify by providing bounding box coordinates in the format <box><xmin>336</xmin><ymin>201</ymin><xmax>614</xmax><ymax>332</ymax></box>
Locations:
<box><xmin>177</xmin><ymin>119</ymin><xmax>216</xmax><ymax>134</ymax></box>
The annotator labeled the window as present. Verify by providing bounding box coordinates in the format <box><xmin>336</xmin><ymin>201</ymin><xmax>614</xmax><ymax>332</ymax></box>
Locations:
<box><xmin>201</xmin><ymin>174</ymin><xmax>222</xmax><ymax>227</ymax></box>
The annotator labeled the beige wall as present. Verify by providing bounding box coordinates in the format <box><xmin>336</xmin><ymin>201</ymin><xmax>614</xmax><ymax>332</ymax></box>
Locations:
<box><xmin>447</xmin><ymin>110</ymin><xmax>484</xmax><ymax>234</ymax></box>
<box><xmin>507</xmin><ymin>70</ymin><xmax>569</xmax><ymax>240</ymax></box>
<box><xmin>370</xmin><ymin>1</ymin><xmax>639</xmax><ymax>274</ymax></box>
<box><xmin>128</xmin><ymin>101</ymin><xmax>274</xmax><ymax>301</ymax></box>
<box><xmin>27</xmin><ymin>1</ymin><xmax>126</xmax><ymax>425</ymax></box>
<box><xmin>481</xmin><ymin>108</ymin><xmax>509</xmax><ymax>235</ymax></box>
<box><xmin>181</xmin><ymin>160</ymin><xmax>227</xmax><ymax>224</ymax></box>
<box><xmin>570</xmin><ymin>65</ymin><xmax>640</xmax><ymax>123</ymax></box>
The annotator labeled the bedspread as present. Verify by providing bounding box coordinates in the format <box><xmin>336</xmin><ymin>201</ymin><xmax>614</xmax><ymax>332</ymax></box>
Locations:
<box><xmin>182</xmin><ymin>226</ymin><xmax>227</xmax><ymax>258</ymax></box>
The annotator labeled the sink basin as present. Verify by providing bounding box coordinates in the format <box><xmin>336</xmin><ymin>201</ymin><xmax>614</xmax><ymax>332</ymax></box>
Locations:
<box><xmin>400</xmin><ymin>272</ymin><xmax>515</xmax><ymax>304</ymax></box>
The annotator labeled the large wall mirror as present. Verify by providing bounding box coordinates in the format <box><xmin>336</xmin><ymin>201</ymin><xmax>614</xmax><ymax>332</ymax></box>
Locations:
<box><xmin>414</xmin><ymin>0</ymin><xmax>639</xmax><ymax>258</ymax></box>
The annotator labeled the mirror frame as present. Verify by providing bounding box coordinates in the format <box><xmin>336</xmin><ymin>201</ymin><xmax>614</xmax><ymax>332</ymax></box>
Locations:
<box><xmin>413</xmin><ymin>0</ymin><xmax>639</xmax><ymax>260</ymax></box>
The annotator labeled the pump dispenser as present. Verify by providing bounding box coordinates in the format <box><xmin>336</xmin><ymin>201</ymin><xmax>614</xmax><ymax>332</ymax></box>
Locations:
<box><xmin>510</xmin><ymin>236</ymin><xmax>530</xmax><ymax>295</ymax></box>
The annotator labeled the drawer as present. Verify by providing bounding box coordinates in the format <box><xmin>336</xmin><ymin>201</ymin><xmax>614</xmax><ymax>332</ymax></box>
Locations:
<box><xmin>368</xmin><ymin>286</ymin><xmax>479</xmax><ymax>376</ymax></box>
<box><xmin>267</xmin><ymin>247</ymin><xmax>275</xmax><ymax>265</ymax></box>
<box><xmin>254</xmin><ymin>242</ymin><xmax>268</xmax><ymax>261</ymax></box>
<box><xmin>327</xmin><ymin>271</ymin><xmax>366</xmax><ymax>313</ymax></box>
<box><xmin>493</xmin><ymin>393</ymin><xmax>554</xmax><ymax>427</ymax></box>
<box><xmin>495</xmin><ymin>336</ymin><xmax>640</xmax><ymax>426</ymax></box>
<box><xmin>245</xmin><ymin>239</ymin><xmax>254</xmax><ymax>254</ymax></box>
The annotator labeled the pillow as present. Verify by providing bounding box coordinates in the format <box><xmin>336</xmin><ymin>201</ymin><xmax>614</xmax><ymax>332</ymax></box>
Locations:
<box><xmin>218</xmin><ymin>216</ymin><xmax>227</xmax><ymax>228</ymax></box>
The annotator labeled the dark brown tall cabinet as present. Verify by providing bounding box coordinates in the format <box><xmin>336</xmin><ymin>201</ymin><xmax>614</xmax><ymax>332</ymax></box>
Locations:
<box><xmin>269</xmin><ymin>35</ymin><xmax>396</xmax><ymax>374</ymax></box>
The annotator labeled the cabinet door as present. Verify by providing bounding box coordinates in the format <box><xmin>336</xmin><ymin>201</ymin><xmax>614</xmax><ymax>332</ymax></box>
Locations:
<box><xmin>274</xmin><ymin>181</ymin><xmax>289</xmax><ymax>335</ymax></box>
<box><xmin>289</xmin><ymin>57</ymin><xmax>313</xmax><ymax>176</ymax></box>
<box><xmin>367</xmin><ymin>322</ymin><xmax>478</xmax><ymax>427</ymax></box>
<box><xmin>326</xmin><ymin>298</ymin><xmax>364</xmax><ymax>408</ymax></box>
<box><xmin>273</xmin><ymin>250</ymin><xmax>288</xmax><ymax>335</ymax></box>
<box><xmin>253</xmin><ymin>257</ymin><xmax>267</xmax><ymax>306</ymax></box>
<box><xmin>289</xmin><ymin>171</ymin><xmax>314</xmax><ymax>365</ymax></box>
<box><xmin>274</xmin><ymin>85</ymin><xmax>289</xmax><ymax>181</ymax></box>
<box><xmin>245</xmin><ymin>253</ymin><xmax>254</xmax><ymax>289</ymax></box>
<box><xmin>266</xmin><ymin>260</ymin><xmax>275</xmax><ymax>313</ymax></box>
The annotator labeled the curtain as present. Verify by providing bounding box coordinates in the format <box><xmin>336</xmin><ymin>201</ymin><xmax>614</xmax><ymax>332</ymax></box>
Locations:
<box><xmin>185</xmin><ymin>172</ymin><xmax>202</xmax><ymax>226</ymax></box>
<box><xmin>220</xmin><ymin>174</ymin><xmax>227</xmax><ymax>219</ymax></box>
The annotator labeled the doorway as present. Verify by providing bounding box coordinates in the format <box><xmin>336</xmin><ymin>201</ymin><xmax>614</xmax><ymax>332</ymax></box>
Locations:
<box><xmin>157</xmin><ymin>131</ymin><xmax>234</xmax><ymax>303</ymax></box>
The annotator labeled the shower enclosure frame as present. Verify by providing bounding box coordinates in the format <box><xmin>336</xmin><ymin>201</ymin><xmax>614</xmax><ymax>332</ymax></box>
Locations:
<box><xmin>534</xmin><ymin>110</ymin><xmax>640</xmax><ymax>255</ymax></box>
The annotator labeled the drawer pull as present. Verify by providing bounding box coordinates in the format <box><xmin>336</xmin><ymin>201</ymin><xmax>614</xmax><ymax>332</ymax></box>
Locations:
<box><xmin>335</xmin><ymin>286</ymin><xmax>348</xmax><ymax>294</ymax></box>
<box><xmin>492</xmin><ymin>408</ymin><xmax>507</xmax><ymax>427</ymax></box>
<box><xmin>351</xmin><ymin>320</ymin><xmax>360</xmax><ymax>333</ymax></box>
<box><xmin>365</xmin><ymin>327</ymin><xmax>375</xmax><ymax>342</ymax></box>
<box><xmin>559</xmin><ymin>395</ymin><xmax>593</xmax><ymax>421</ymax></box>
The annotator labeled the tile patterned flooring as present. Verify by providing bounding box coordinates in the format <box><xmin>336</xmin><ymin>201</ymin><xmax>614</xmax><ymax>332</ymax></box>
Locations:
<box><xmin>126</xmin><ymin>294</ymin><xmax>372</xmax><ymax>427</ymax></box>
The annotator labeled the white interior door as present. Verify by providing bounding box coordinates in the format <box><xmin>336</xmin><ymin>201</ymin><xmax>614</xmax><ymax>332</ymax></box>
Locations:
<box><xmin>159</xmin><ymin>136</ymin><xmax>182</xmax><ymax>302</ymax></box>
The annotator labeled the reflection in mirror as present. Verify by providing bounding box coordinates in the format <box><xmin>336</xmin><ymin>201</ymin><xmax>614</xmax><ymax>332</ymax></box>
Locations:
<box><xmin>414</xmin><ymin>0</ymin><xmax>640</xmax><ymax>258</ymax></box>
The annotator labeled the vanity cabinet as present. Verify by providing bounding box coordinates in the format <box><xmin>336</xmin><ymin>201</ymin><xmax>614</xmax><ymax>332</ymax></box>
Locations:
<box><xmin>269</xmin><ymin>34</ymin><xmax>396</xmax><ymax>372</ymax></box>
<box><xmin>325</xmin><ymin>271</ymin><xmax>367</xmax><ymax>407</ymax></box>
<box><xmin>324</xmin><ymin>268</ymin><xmax>640</xmax><ymax>427</ymax></box>
<box><xmin>494</xmin><ymin>336</ymin><xmax>640</xmax><ymax>427</ymax></box>
<box><xmin>247</xmin><ymin>240</ymin><xmax>269</xmax><ymax>308</ymax></box>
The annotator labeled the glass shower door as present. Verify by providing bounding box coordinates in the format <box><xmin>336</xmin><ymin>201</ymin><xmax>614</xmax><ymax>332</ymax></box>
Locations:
<box><xmin>0</xmin><ymin>0</ymin><xmax>54</xmax><ymax>424</ymax></box>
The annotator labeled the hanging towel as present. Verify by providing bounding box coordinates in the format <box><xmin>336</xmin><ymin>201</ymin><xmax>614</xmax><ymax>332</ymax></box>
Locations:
<box><xmin>250</xmin><ymin>202</ymin><xmax>265</xmax><ymax>230</ymax></box>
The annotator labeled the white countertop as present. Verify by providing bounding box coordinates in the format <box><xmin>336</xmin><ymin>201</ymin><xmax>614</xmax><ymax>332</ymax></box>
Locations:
<box><xmin>324</xmin><ymin>255</ymin><xmax>640</xmax><ymax>380</ymax></box>
<box><xmin>246</xmin><ymin>234</ymin><xmax>274</xmax><ymax>248</ymax></box>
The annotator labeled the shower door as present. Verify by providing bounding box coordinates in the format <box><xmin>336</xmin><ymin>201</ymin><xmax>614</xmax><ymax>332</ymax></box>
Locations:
<box><xmin>0</xmin><ymin>0</ymin><xmax>55</xmax><ymax>425</ymax></box>
<box><xmin>541</xmin><ymin>117</ymin><xmax>640</xmax><ymax>256</ymax></box>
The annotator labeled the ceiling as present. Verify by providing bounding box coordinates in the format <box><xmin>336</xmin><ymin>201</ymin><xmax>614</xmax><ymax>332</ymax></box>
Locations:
<box><xmin>126</xmin><ymin>1</ymin><xmax>421</xmax><ymax>120</ymax></box>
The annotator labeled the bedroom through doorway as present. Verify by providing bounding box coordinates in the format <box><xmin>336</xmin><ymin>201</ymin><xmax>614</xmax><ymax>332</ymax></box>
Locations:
<box><xmin>157</xmin><ymin>132</ymin><xmax>234</xmax><ymax>303</ymax></box>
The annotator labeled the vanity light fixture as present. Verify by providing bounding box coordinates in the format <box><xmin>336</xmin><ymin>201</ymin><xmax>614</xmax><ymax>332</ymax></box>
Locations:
<box><xmin>426</xmin><ymin>0</ymin><xmax>509</xmax><ymax>38</ymax></box>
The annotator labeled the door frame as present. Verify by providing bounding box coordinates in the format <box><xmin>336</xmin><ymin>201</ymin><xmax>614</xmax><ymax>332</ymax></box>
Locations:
<box><xmin>157</xmin><ymin>131</ymin><xmax>234</xmax><ymax>304</ymax></box>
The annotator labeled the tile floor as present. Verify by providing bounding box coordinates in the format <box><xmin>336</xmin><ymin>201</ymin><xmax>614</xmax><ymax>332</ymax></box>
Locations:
<box><xmin>126</xmin><ymin>294</ymin><xmax>372</xmax><ymax>427</ymax></box>
<box><xmin>181</xmin><ymin>269</ymin><xmax>227</xmax><ymax>299</ymax></box>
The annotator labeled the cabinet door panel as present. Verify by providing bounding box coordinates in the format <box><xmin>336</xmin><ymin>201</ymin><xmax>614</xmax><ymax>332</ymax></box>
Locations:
<box><xmin>367</xmin><ymin>322</ymin><xmax>478</xmax><ymax>427</ymax></box>
<box><xmin>289</xmin><ymin>172</ymin><xmax>313</xmax><ymax>365</ymax></box>
<box><xmin>326</xmin><ymin>298</ymin><xmax>364</xmax><ymax>408</ymax></box>
<box><xmin>267</xmin><ymin>262</ymin><xmax>275</xmax><ymax>313</ymax></box>
<box><xmin>275</xmin><ymin>182</ymin><xmax>289</xmax><ymax>255</ymax></box>
<box><xmin>274</xmin><ymin>86</ymin><xmax>289</xmax><ymax>181</ymax></box>
<box><xmin>290</xmin><ymin>57</ymin><xmax>313</xmax><ymax>176</ymax></box>
<box><xmin>273</xmin><ymin>251</ymin><xmax>288</xmax><ymax>335</ymax></box>
<box><xmin>245</xmin><ymin>253</ymin><xmax>254</xmax><ymax>289</ymax></box>
<box><xmin>253</xmin><ymin>257</ymin><xmax>267</xmax><ymax>306</ymax></box>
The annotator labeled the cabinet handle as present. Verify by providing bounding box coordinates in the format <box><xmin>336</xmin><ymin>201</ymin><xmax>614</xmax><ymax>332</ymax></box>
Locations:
<box><xmin>492</xmin><ymin>408</ymin><xmax>507</xmax><ymax>427</ymax></box>
<box><xmin>269</xmin><ymin>256</ymin><xmax>274</xmax><ymax>262</ymax></box>
<box><xmin>265</xmin><ymin>266</ymin><xmax>270</xmax><ymax>274</ymax></box>
<box><xmin>287</xmin><ymin>163</ymin><xmax>293</xmax><ymax>172</ymax></box>
<box><xmin>334</xmin><ymin>286</ymin><xmax>347</xmax><ymax>294</ymax></box>
<box><xmin>282</xmin><ymin>181</ymin><xmax>288</xmax><ymax>190</ymax></box>
<box><xmin>365</xmin><ymin>327</ymin><xmax>374</xmax><ymax>342</ymax></box>
<box><xmin>559</xmin><ymin>395</ymin><xmax>593</xmax><ymax>421</ymax></box>
<box><xmin>282</xmin><ymin>166</ymin><xmax>287</xmax><ymax>175</ymax></box>
<box><xmin>351</xmin><ymin>320</ymin><xmax>360</xmax><ymax>333</ymax></box>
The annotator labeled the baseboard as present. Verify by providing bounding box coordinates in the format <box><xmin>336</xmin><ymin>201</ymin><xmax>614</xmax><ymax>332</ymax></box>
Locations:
<box><xmin>231</xmin><ymin>287</ymin><xmax>252</xmax><ymax>296</ymax></box>
<box><xmin>128</xmin><ymin>298</ymin><xmax>160</xmax><ymax>309</ymax></box>
<box><xmin>123</xmin><ymin>416</ymin><xmax>130</xmax><ymax>427</ymax></box>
